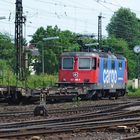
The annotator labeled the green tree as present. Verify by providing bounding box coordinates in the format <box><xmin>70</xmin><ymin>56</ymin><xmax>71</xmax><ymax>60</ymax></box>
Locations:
<box><xmin>30</xmin><ymin>26</ymin><xmax>80</xmax><ymax>74</ymax></box>
<box><xmin>0</xmin><ymin>33</ymin><xmax>15</xmax><ymax>70</ymax></box>
<box><xmin>106</xmin><ymin>8</ymin><xmax>140</xmax><ymax>48</ymax></box>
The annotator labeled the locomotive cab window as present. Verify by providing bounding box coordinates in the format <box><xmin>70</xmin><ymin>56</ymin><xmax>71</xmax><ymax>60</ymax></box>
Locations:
<box><xmin>62</xmin><ymin>58</ymin><xmax>73</xmax><ymax>70</ymax></box>
<box><xmin>79</xmin><ymin>58</ymin><xmax>91</xmax><ymax>70</ymax></box>
<box><xmin>111</xmin><ymin>60</ymin><xmax>115</xmax><ymax>69</ymax></box>
<box><xmin>119</xmin><ymin>61</ymin><xmax>122</xmax><ymax>70</ymax></box>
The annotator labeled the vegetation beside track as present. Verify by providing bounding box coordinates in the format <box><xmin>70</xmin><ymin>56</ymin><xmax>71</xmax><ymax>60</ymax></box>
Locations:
<box><xmin>126</xmin><ymin>80</ymin><xmax>140</xmax><ymax>96</ymax></box>
<box><xmin>0</xmin><ymin>72</ymin><xmax>57</xmax><ymax>89</ymax></box>
<box><xmin>127</xmin><ymin>87</ymin><xmax>140</xmax><ymax>96</ymax></box>
<box><xmin>26</xmin><ymin>74</ymin><xmax>57</xmax><ymax>88</ymax></box>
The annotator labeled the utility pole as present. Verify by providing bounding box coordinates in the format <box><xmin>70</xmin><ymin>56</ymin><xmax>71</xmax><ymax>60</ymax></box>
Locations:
<box><xmin>15</xmin><ymin>0</ymin><xmax>26</xmax><ymax>81</ymax></box>
<box><xmin>98</xmin><ymin>13</ymin><xmax>102</xmax><ymax>47</ymax></box>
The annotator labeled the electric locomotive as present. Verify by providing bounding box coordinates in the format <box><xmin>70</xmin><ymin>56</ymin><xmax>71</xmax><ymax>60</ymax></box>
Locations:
<box><xmin>58</xmin><ymin>50</ymin><xmax>127</xmax><ymax>99</ymax></box>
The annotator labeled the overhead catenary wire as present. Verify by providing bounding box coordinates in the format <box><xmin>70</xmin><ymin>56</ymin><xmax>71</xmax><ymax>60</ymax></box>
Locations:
<box><xmin>97</xmin><ymin>0</ymin><xmax>140</xmax><ymax>14</ymax></box>
<box><xmin>0</xmin><ymin>0</ymin><xmax>140</xmax><ymax>41</ymax></box>
<box><xmin>1</xmin><ymin>0</ymin><xmax>139</xmax><ymax>25</ymax></box>
<box><xmin>94</xmin><ymin>0</ymin><xmax>115</xmax><ymax>12</ymax></box>
<box><xmin>0</xmin><ymin>0</ymin><xmax>99</xmax><ymax>36</ymax></box>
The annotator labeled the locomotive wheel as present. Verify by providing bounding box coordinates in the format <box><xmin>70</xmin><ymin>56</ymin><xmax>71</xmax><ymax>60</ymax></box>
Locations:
<box><xmin>109</xmin><ymin>93</ymin><xmax>118</xmax><ymax>100</ymax></box>
<box><xmin>114</xmin><ymin>93</ymin><xmax>118</xmax><ymax>100</ymax></box>
<box><xmin>91</xmin><ymin>92</ymin><xmax>98</xmax><ymax>100</ymax></box>
<box><xmin>109</xmin><ymin>94</ymin><xmax>113</xmax><ymax>100</ymax></box>
<box><xmin>121</xmin><ymin>90</ymin><xmax>126</xmax><ymax>96</ymax></box>
<box><xmin>91</xmin><ymin>91</ymin><xmax>103</xmax><ymax>100</ymax></box>
<box><xmin>97</xmin><ymin>92</ymin><xmax>102</xmax><ymax>100</ymax></box>
<box><xmin>87</xmin><ymin>90</ymin><xmax>97</xmax><ymax>100</ymax></box>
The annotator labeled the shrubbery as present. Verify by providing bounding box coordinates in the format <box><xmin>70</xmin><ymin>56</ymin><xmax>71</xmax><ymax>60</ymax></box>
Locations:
<box><xmin>127</xmin><ymin>88</ymin><xmax>140</xmax><ymax>96</ymax></box>
<box><xmin>26</xmin><ymin>74</ymin><xmax>57</xmax><ymax>88</ymax></box>
<box><xmin>0</xmin><ymin>70</ymin><xmax>58</xmax><ymax>89</ymax></box>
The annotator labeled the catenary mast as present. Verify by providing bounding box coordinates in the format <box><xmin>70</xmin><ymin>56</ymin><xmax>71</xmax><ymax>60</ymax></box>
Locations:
<box><xmin>15</xmin><ymin>0</ymin><xmax>25</xmax><ymax>80</ymax></box>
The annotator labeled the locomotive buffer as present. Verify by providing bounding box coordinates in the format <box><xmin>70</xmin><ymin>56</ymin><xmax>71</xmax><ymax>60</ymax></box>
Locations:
<box><xmin>34</xmin><ymin>88</ymin><xmax>48</xmax><ymax>116</ymax></box>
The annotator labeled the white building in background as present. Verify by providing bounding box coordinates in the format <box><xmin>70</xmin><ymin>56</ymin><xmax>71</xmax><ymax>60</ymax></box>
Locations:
<box><xmin>26</xmin><ymin>44</ymin><xmax>40</xmax><ymax>75</ymax></box>
<box><xmin>29</xmin><ymin>65</ymin><xmax>36</xmax><ymax>75</ymax></box>
<box><xmin>29</xmin><ymin>59</ymin><xmax>36</xmax><ymax>75</ymax></box>
<box><xmin>132</xmin><ymin>79</ymin><xmax>139</xmax><ymax>89</ymax></box>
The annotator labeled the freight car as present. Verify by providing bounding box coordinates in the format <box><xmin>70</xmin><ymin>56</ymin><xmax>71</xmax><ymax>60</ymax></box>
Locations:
<box><xmin>58</xmin><ymin>50</ymin><xmax>127</xmax><ymax>100</ymax></box>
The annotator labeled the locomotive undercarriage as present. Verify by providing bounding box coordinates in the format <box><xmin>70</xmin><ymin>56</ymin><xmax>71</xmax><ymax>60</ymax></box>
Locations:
<box><xmin>57</xmin><ymin>82</ymin><xmax>127</xmax><ymax>100</ymax></box>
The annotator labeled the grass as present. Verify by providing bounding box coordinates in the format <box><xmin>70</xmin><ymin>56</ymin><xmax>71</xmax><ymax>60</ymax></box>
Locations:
<box><xmin>26</xmin><ymin>74</ymin><xmax>58</xmax><ymax>89</ymax></box>
<box><xmin>0</xmin><ymin>72</ymin><xmax>58</xmax><ymax>89</ymax></box>
<box><xmin>127</xmin><ymin>80</ymin><xmax>140</xmax><ymax>96</ymax></box>
<box><xmin>127</xmin><ymin>86</ymin><xmax>140</xmax><ymax>96</ymax></box>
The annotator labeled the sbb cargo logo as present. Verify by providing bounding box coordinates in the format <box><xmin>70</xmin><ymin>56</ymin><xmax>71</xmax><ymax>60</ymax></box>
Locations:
<box><xmin>103</xmin><ymin>69</ymin><xmax>117</xmax><ymax>85</ymax></box>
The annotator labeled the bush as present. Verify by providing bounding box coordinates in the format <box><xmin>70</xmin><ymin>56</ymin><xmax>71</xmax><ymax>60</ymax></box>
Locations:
<box><xmin>128</xmin><ymin>88</ymin><xmax>140</xmax><ymax>96</ymax></box>
<box><xmin>127</xmin><ymin>85</ymin><xmax>137</xmax><ymax>92</ymax></box>
<box><xmin>0</xmin><ymin>68</ymin><xmax>58</xmax><ymax>89</ymax></box>
<box><xmin>26</xmin><ymin>74</ymin><xmax>58</xmax><ymax>88</ymax></box>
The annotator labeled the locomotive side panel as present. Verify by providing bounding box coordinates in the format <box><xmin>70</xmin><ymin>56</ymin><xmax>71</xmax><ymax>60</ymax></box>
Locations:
<box><xmin>98</xmin><ymin>56</ymin><xmax>126</xmax><ymax>91</ymax></box>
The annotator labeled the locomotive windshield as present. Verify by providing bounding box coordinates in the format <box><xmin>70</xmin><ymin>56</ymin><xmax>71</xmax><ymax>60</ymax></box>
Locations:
<box><xmin>62</xmin><ymin>57</ymin><xmax>73</xmax><ymax>70</ymax></box>
<box><xmin>79</xmin><ymin>58</ymin><xmax>96</xmax><ymax>70</ymax></box>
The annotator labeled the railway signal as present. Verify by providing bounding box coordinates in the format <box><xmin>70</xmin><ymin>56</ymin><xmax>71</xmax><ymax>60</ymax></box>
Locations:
<box><xmin>133</xmin><ymin>45</ymin><xmax>140</xmax><ymax>88</ymax></box>
<box><xmin>34</xmin><ymin>88</ymin><xmax>48</xmax><ymax>116</ymax></box>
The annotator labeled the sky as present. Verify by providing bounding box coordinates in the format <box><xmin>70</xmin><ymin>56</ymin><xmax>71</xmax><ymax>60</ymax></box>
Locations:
<box><xmin>0</xmin><ymin>0</ymin><xmax>140</xmax><ymax>42</ymax></box>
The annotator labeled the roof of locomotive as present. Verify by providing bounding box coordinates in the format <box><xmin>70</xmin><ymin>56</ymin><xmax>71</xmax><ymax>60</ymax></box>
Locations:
<box><xmin>61</xmin><ymin>52</ymin><xmax>126</xmax><ymax>60</ymax></box>
<box><xmin>61</xmin><ymin>52</ymin><xmax>98</xmax><ymax>57</ymax></box>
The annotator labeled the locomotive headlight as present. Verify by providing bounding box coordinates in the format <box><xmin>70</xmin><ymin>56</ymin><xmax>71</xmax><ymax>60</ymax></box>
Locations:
<box><xmin>63</xmin><ymin>78</ymin><xmax>66</xmax><ymax>82</ymax></box>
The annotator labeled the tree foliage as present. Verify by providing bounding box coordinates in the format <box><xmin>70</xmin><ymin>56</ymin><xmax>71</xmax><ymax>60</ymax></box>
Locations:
<box><xmin>106</xmin><ymin>8</ymin><xmax>140</xmax><ymax>79</ymax></box>
<box><xmin>30</xmin><ymin>26</ymin><xmax>80</xmax><ymax>74</ymax></box>
<box><xmin>106</xmin><ymin>8</ymin><xmax>140</xmax><ymax>48</ymax></box>
<box><xmin>0</xmin><ymin>33</ymin><xmax>16</xmax><ymax>85</ymax></box>
<box><xmin>0</xmin><ymin>10</ymin><xmax>139</xmax><ymax>82</ymax></box>
<box><xmin>0</xmin><ymin>33</ymin><xmax>15</xmax><ymax>65</ymax></box>
<box><xmin>0</xmin><ymin>33</ymin><xmax>16</xmax><ymax>73</ymax></box>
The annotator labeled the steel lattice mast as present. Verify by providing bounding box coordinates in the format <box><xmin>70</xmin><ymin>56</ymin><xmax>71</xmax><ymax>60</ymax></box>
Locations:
<box><xmin>15</xmin><ymin>0</ymin><xmax>25</xmax><ymax>80</ymax></box>
<box><xmin>98</xmin><ymin>13</ymin><xmax>102</xmax><ymax>47</ymax></box>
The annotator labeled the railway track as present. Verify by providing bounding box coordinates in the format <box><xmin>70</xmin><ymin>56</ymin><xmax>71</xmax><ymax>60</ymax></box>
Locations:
<box><xmin>121</xmin><ymin>134</ymin><xmax>140</xmax><ymax>140</ymax></box>
<box><xmin>0</xmin><ymin>101</ymin><xmax>129</xmax><ymax>117</ymax></box>
<box><xmin>0</xmin><ymin>101</ymin><xmax>140</xmax><ymax>138</ymax></box>
<box><xmin>0</xmin><ymin>114</ymin><xmax>140</xmax><ymax>138</ymax></box>
<box><xmin>1</xmin><ymin>104</ymin><xmax>140</xmax><ymax>130</ymax></box>
<box><xmin>0</xmin><ymin>98</ymin><xmax>139</xmax><ymax>138</ymax></box>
